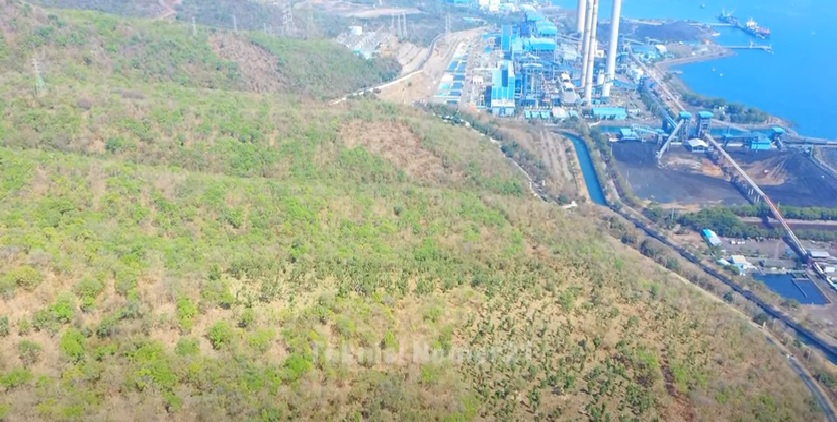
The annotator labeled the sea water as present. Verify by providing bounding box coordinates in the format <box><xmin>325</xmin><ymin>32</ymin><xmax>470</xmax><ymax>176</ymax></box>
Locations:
<box><xmin>551</xmin><ymin>0</ymin><xmax>836</xmax><ymax>138</ymax></box>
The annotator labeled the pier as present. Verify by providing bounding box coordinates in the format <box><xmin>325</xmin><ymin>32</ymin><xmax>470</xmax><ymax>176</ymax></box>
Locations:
<box><xmin>721</xmin><ymin>42</ymin><xmax>773</xmax><ymax>54</ymax></box>
<box><xmin>688</xmin><ymin>22</ymin><xmax>734</xmax><ymax>27</ymax></box>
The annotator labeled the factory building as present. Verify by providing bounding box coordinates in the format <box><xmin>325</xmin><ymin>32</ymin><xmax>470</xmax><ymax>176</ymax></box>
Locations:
<box><xmin>684</xmin><ymin>139</ymin><xmax>708</xmax><ymax>153</ymax></box>
<box><xmin>702</xmin><ymin>229</ymin><xmax>722</xmax><ymax>247</ymax></box>
<box><xmin>483</xmin><ymin>0</ymin><xmax>625</xmax><ymax>117</ymax></box>
<box><xmin>489</xmin><ymin>60</ymin><xmax>516</xmax><ymax>116</ymax></box>
<box><xmin>747</xmin><ymin>137</ymin><xmax>772</xmax><ymax>150</ymax></box>
<box><xmin>590</xmin><ymin>107</ymin><xmax>627</xmax><ymax>120</ymax></box>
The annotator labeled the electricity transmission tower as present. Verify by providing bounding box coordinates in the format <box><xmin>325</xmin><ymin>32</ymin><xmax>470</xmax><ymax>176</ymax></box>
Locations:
<box><xmin>281</xmin><ymin>3</ymin><xmax>294</xmax><ymax>37</ymax></box>
<box><xmin>232</xmin><ymin>14</ymin><xmax>238</xmax><ymax>33</ymax></box>
<box><xmin>191</xmin><ymin>16</ymin><xmax>197</xmax><ymax>36</ymax></box>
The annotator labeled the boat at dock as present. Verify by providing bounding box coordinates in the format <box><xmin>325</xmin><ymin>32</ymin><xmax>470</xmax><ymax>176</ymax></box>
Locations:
<box><xmin>744</xmin><ymin>17</ymin><xmax>771</xmax><ymax>39</ymax></box>
<box><xmin>716</xmin><ymin>9</ymin><xmax>771</xmax><ymax>40</ymax></box>
<box><xmin>717</xmin><ymin>8</ymin><xmax>739</xmax><ymax>26</ymax></box>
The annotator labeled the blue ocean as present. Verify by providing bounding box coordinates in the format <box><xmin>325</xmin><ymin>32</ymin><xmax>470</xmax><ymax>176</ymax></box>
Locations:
<box><xmin>551</xmin><ymin>0</ymin><xmax>834</xmax><ymax>138</ymax></box>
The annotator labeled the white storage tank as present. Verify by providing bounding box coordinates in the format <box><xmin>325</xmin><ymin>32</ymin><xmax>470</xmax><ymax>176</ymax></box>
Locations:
<box><xmin>349</xmin><ymin>25</ymin><xmax>363</xmax><ymax>36</ymax></box>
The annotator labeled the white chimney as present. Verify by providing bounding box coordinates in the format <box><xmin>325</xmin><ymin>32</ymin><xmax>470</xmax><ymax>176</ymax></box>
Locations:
<box><xmin>579</xmin><ymin>0</ymin><xmax>593</xmax><ymax>86</ymax></box>
<box><xmin>576</xmin><ymin>0</ymin><xmax>586</xmax><ymax>34</ymax></box>
<box><xmin>584</xmin><ymin>0</ymin><xmax>599</xmax><ymax>105</ymax></box>
<box><xmin>603</xmin><ymin>0</ymin><xmax>622</xmax><ymax>98</ymax></box>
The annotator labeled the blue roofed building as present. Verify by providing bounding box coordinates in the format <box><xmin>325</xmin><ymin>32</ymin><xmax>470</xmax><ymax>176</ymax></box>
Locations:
<box><xmin>631</xmin><ymin>45</ymin><xmax>660</xmax><ymax>61</ymax></box>
<box><xmin>523</xmin><ymin>37</ymin><xmax>556</xmax><ymax>52</ymax></box>
<box><xmin>702</xmin><ymin>229</ymin><xmax>722</xmax><ymax>246</ymax></box>
<box><xmin>490</xmin><ymin>61</ymin><xmax>516</xmax><ymax>116</ymax></box>
<box><xmin>501</xmin><ymin>24</ymin><xmax>513</xmax><ymax>53</ymax></box>
<box><xmin>748</xmin><ymin>136</ymin><xmax>772</xmax><ymax>150</ymax></box>
<box><xmin>590</xmin><ymin>107</ymin><xmax>628</xmax><ymax>120</ymax></box>
<box><xmin>525</xmin><ymin>11</ymin><xmax>545</xmax><ymax>22</ymax></box>
<box><xmin>534</xmin><ymin>21</ymin><xmax>557</xmax><ymax>37</ymax></box>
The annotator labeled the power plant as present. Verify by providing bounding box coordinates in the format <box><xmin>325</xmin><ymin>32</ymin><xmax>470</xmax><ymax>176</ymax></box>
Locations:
<box><xmin>477</xmin><ymin>0</ymin><xmax>626</xmax><ymax>120</ymax></box>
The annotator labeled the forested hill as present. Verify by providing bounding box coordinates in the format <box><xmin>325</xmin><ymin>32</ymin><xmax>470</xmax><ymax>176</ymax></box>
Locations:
<box><xmin>0</xmin><ymin>1</ymin><xmax>827</xmax><ymax>421</ymax></box>
<box><xmin>0</xmin><ymin>0</ymin><xmax>400</xmax><ymax>99</ymax></box>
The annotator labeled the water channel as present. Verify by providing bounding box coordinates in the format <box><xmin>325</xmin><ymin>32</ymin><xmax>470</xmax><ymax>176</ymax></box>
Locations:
<box><xmin>564</xmin><ymin>133</ymin><xmax>607</xmax><ymax>206</ymax></box>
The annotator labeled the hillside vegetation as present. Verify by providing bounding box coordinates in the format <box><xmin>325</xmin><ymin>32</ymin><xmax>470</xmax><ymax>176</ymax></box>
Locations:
<box><xmin>26</xmin><ymin>0</ymin><xmax>163</xmax><ymax>17</ymax></box>
<box><xmin>0</xmin><ymin>1</ymin><xmax>827</xmax><ymax>421</ymax></box>
<box><xmin>0</xmin><ymin>0</ymin><xmax>399</xmax><ymax>99</ymax></box>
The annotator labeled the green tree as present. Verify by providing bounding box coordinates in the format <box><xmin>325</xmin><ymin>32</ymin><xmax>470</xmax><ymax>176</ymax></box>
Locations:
<box><xmin>59</xmin><ymin>328</ymin><xmax>86</xmax><ymax>362</ymax></box>
<box><xmin>207</xmin><ymin>321</ymin><xmax>234</xmax><ymax>350</ymax></box>
<box><xmin>4</xmin><ymin>266</ymin><xmax>42</xmax><ymax>291</ymax></box>
<box><xmin>18</xmin><ymin>340</ymin><xmax>42</xmax><ymax>367</ymax></box>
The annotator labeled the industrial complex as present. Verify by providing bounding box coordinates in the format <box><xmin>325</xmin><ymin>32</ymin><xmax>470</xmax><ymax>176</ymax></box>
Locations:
<box><xmin>477</xmin><ymin>1</ymin><xmax>630</xmax><ymax>120</ymax></box>
<box><xmin>327</xmin><ymin>0</ymin><xmax>837</xmax><ymax>390</ymax></box>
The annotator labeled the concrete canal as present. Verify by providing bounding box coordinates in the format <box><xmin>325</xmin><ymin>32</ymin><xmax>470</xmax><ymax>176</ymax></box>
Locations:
<box><xmin>565</xmin><ymin>133</ymin><xmax>607</xmax><ymax>206</ymax></box>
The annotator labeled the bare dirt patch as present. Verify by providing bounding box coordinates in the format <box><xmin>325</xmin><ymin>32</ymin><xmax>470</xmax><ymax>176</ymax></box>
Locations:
<box><xmin>731</xmin><ymin>151</ymin><xmax>837</xmax><ymax>207</ymax></box>
<box><xmin>700</xmin><ymin>158</ymin><xmax>723</xmax><ymax>178</ymax></box>
<box><xmin>379</xmin><ymin>29</ymin><xmax>483</xmax><ymax>104</ymax></box>
<box><xmin>736</xmin><ymin>155</ymin><xmax>790</xmax><ymax>185</ymax></box>
<box><xmin>340</xmin><ymin>120</ymin><xmax>451</xmax><ymax>183</ymax></box>
<box><xmin>208</xmin><ymin>34</ymin><xmax>288</xmax><ymax>94</ymax></box>
<box><xmin>345</xmin><ymin>7</ymin><xmax>422</xmax><ymax>18</ymax></box>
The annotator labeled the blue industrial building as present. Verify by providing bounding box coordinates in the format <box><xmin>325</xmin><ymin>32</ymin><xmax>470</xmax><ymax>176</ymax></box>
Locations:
<box><xmin>631</xmin><ymin>45</ymin><xmax>661</xmax><ymax>61</ymax></box>
<box><xmin>534</xmin><ymin>20</ymin><xmax>557</xmax><ymax>37</ymax></box>
<box><xmin>702</xmin><ymin>229</ymin><xmax>722</xmax><ymax>246</ymax></box>
<box><xmin>487</xmin><ymin>14</ymin><xmax>569</xmax><ymax>116</ymax></box>
<box><xmin>747</xmin><ymin>137</ymin><xmax>772</xmax><ymax>150</ymax></box>
<box><xmin>590</xmin><ymin>107</ymin><xmax>628</xmax><ymax>120</ymax></box>
<box><xmin>525</xmin><ymin>11</ymin><xmax>545</xmax><ymax>23</ymax></box>
<box><xmin>489</xmin><ymin>60</ymin><xmax>516</xmax><ymax>116</ymax></box>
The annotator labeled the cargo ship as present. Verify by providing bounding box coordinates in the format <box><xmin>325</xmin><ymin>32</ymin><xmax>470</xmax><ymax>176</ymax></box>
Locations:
<box><xmin>716</xmin><ymin>9</ymin><xmax>771</xmax><ymax>40</ymax></box>
<box><xmin>717</xmin><ymin>8</ymin><xmax>739</xmax><ymax>26</ymax></box>
<box><xmin>744</xmin><ymin>18</ymin><xmax>771</xmax><ymax>39</ymax></box>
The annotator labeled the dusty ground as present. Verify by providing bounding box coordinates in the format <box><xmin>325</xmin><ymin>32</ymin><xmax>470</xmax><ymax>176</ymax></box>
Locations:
<box><xmin>208</xmin><ymin>34</ymin><xmax>287</xmax><ymax>94</ymax></box>
<box><xmin>821</xmin><ymin>148</ymin><xmax>837</xmax><ymax>171</ymax></box>
<box><xmin>731</xmin><ymin>151</ymin><xmax>837</xmax><ymax>208</ymax></box>
<box><xmin>613</xmin><ymin>143</ymin><xmax>747</xmax><ymax>206</ymax></box>
<box><xmin>720</xmin><ymin>237</ymin><xmax>792</xmax><ymax>259</ymax></box>
<box><xmin>339</xmin><ymin>119</ymin><xmax>454</xmax><ymax>183</ymax></box>
<box><xmin>378</xmin><ymin>28</ymin><xmax>483</xmax><ymax>105</ymax></box>
<box><xmin>496</xmin><ymin>123</ymin><xmax>576</xmax><ymax>197</ymax></box>
<box><xmin>344</xmin><ymin>7</ymin><xmax>422</xmax><ymax>18</ymax></box>
<box><xmin>734</xmin><ymin>154</ymin><xmax>790</xmax><ymax>185</ymax></box>
<box><xmin>386</xmin><ymin>38</ymin><xmax>429</xmax><ymax>75</ymax></box>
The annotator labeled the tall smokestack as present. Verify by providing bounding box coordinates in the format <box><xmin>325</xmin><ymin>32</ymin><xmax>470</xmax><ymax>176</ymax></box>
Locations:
<box><xmin>584</xmin><ymin>0</ymin><xmax>599</xmax><ymax>105</ymax></box>
<box><xmin>579</xmin><ymin>0</ymin><xmax>593</xmax><ymax>87</ymax></box>
<box><xmin>603</xmin><ymin>0</ymin><xmax>622</xmax><ymax>98</ymax></box>
<box><xmin>576</xmin><ymin>0</ymin><xmax>586</xmax><ymax>34</ymax></box>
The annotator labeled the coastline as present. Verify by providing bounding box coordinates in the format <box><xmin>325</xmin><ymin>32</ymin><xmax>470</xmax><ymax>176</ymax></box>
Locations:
<box><xmin>652</xmin><ymin>46</ymin><xmax>797</xmax><ymax>131</ymax></box>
